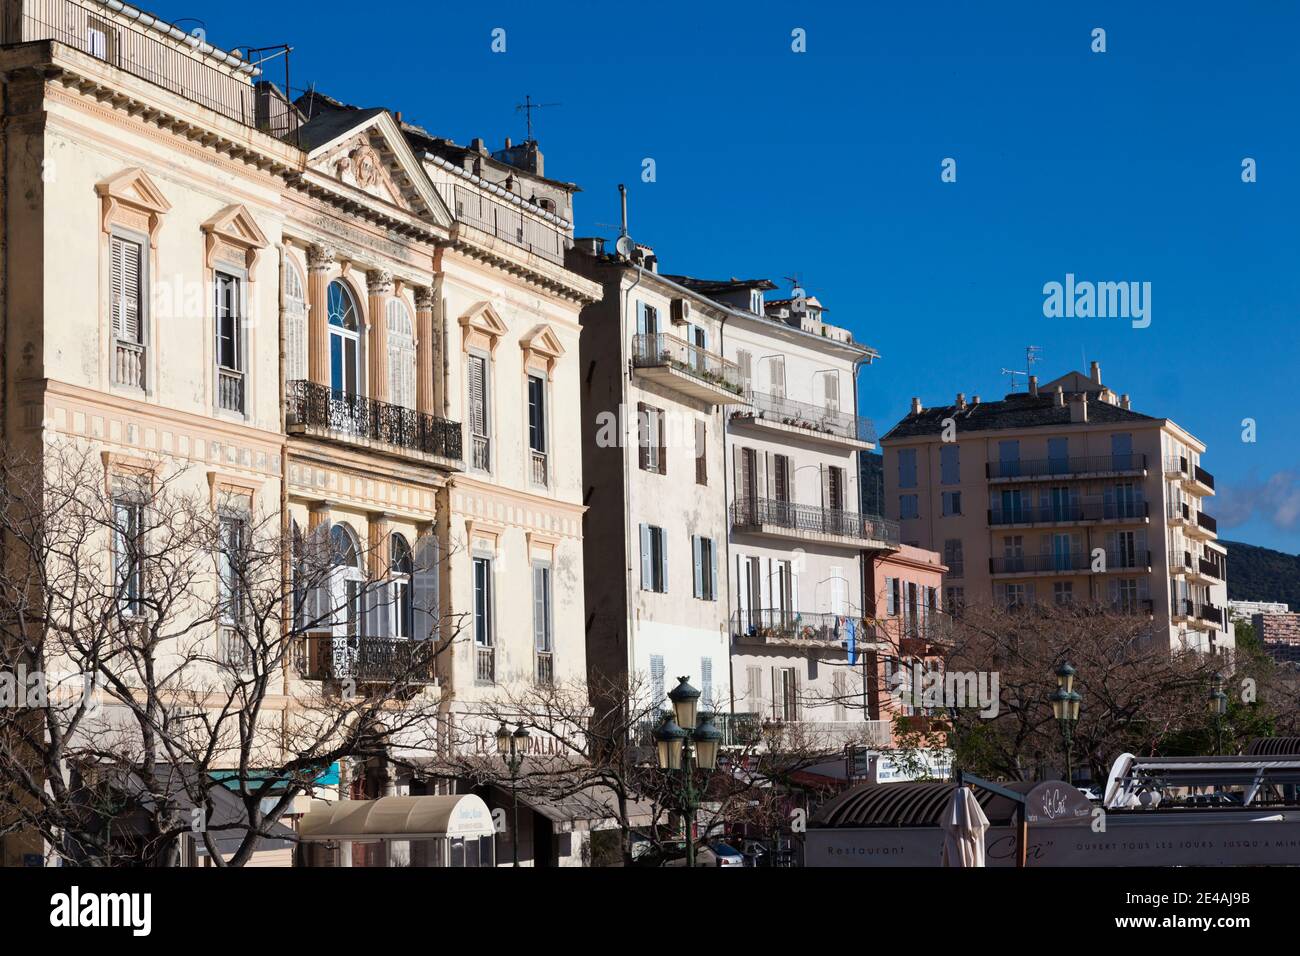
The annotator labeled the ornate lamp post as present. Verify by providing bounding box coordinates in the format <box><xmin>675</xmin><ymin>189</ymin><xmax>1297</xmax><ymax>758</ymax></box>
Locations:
<box><xmin>654</xmin><ymin>677</ymin><xmax>722</xmax><ymax>868</ymax></box>
<box><xmin>1209</xmin><ymin>672</ymin><xmax>1228</xmax><ymax>756</ymax></box>
<box><xmin>1048</xmin><ymin>661</ymin><xmax>1082</xmax><ymax>785</ymax></box>
<box><xmin>495</xmin><ymin>722</ymin><xmax>531</xmax><ymax>867</ymax></box>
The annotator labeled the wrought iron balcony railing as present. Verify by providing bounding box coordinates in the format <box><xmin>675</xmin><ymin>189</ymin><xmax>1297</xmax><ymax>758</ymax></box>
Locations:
<box><xmin>986</xmin><ymin>453</ymin><xmax>1147</xmax><ymax>480</ymax></box>
<box><xmin>535</xmin><ymin>650</ymin><xmax>553</xmax><ymax>686</ymax></box>
<box><xmin>732</xmin><ymin>609</ymin><xmax>864</xmax><ymax>644</ymax></box>
<box><xmin>286</xmin><ymin>380</ymin><xmax>463</xmax><ymax>461</ymax></box>
<box><xmin>988</xmin><ymin>499</ymin><xmax>1148</xmax><ymax>525</ymax></box>
<box><xmin>732</xmin><ymin>497</ymin><xmax>900</xmax><ymax>545</ymax></box>
<box><xmin>735</xmin><ymin>389</ymin><xmax>877</xmax><ymax>444</ymax></box>
<box><xmin>294</xmin><ymin>634</ymin><xmax>436</xmax><ymax>684</ymax></box>
<box><xmin>631</xmin><ymin>333</ymin><xmax>744</xmax><ymax>395</ymax></box>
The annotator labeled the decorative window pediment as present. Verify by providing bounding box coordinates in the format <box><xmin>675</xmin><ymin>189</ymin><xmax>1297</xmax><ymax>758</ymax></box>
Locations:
<box><xmin>201</xmin><ymin>204</ymin><xmax>269</xmax><ymax>275</ymax></box>
<box><xmin>519</xmin><ymin>323</ymin><xmax>566</xmax><ymax>380</ymax></box>
<box><xmin>96</xmin><ymin>167</ymin><xmax>171</xmax><ymax>242</ymax></box>
<box><xmin>459</xmin><ymin>301</ymin><xmax>509</xmax><ymax>353</ymax></box>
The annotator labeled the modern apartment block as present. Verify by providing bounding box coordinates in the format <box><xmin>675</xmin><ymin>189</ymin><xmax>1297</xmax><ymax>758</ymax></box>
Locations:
<box><xmin>570</xmin><ymin>241</ymin><xmax>738</xmax><ymax>718</ymax></box>
<box><xmin>881</xmin><ymin>362</ymin><xmax>1233</xmax><ymax>655</ymax></box>
<box><xmin>1251</xmin><ymin>613</ymin><xmax>1300</xmax><ymax>666</ymax></box>
<box><xmin>663</xmin><ymin>281</ymin><xmax>905</xmax><ymax>747</ymax></box>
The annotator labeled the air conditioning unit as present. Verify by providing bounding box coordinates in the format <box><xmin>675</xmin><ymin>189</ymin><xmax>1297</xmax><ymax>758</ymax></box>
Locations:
<box><xmin>671</xmin><ymin>297</ymin><xmax>692</xmax><ymax>325</ymax></box>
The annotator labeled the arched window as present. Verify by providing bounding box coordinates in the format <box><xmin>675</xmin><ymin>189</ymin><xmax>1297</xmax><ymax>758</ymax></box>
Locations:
<box><xmin>326</xmin><ymin>523</ymin><xmax>364</xmax><ymax>638</ymax></box>
<box><xmin>389</xmin><ymin>534</ymin><xmax>413</xmax><ymax>638</ymax></box>
<box><xmin>328</xmin><ymin>280</ymin><xmax>361</xmax><ymax>396</ymax></box>
<box><xmin>386</xmin><ymin>298</ymin><xmax>416</xmax><ymax>409</ymax></box>
<box><xmin>285</xmin><ymin>260</ymin><xmax>308</xmax><ymax>382</ymax></box>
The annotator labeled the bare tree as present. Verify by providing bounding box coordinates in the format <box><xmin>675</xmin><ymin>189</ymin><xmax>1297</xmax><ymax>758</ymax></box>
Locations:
<box><xmin>0</xmin><ymin>442</ymin><xmax>459</xmax><ymax>866</ymax></box>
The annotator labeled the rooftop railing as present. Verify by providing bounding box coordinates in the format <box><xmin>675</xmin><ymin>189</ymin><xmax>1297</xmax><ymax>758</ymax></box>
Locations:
<box><xmin>4</xmin><ymin>0</ymin><xmax>296</xmax><ymax>137</ymax></box>
<box><xmin>452</xmin><ymin>184</ymin><xmax>565</xmax><ymax>265</ymax></box>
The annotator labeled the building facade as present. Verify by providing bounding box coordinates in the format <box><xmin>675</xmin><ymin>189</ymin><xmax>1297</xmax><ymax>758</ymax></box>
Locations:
<box><xmin>570</xmin><ymin>241</ymin><xmax>737</xmax><ymax>719</ymax></box>
<box><xmin>0</xmin><ymin>0</ymin><xmax>599</xmax><ymax>865</ymax></box>
<box><xmin>880</xmin><ymin>362</ymin><xmax>1233</xmax><ymax>654</ymax></box>
<box><xmin>675</xmin><ymin>282</ymin><xmax>903</xmax><ymax>748</ymax></box>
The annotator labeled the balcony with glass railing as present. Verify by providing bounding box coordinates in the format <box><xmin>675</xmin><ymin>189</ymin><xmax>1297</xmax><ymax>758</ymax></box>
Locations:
<box><xmin>987</xmin><ymin>498</ymin><xmax>1149</xmax><ymax>527</ymax></box>
<box><xmin>730</xmin><ymin>389</ymin><xmax>878</xmax><ymax>449</ymax></box>
<box><xmin>986</xmin><ymin>453</ymin><xmax>1147</xmax><ymax>482</ymax></box>
<box><xmin>731</xmin><ymin>497</ymin><xmax>900</xmax><ymax>549</ymax></box>
<box><xmin>286</xmin><ymin>380</ymin><xmax>462</xmax><ymax>466</ymax></box>
<box><xmin>631</xmin><ymin>333</ymin><xmax>744</xmax><ymax>404</ymax></box>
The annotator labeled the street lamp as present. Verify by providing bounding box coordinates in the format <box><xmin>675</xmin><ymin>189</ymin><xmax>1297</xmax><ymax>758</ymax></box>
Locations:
<box><xmin>654</xmin><ymin>677</ymin><xmax>721</xmax><ymax>867</ymax></box>
<box><xmin>1049</xmin><ymin>661</ymin><xmax>1082</xmax><ymax>785</ymax></box>
<box><xmin>495</xmin><ymin>721</ymin><xmax>531</xmax><ymax>867</ymax></box>
<box><xmin>1209</xmin><ymin>672</ymin><xmax>1228</xmax><ymax>756</ymax></box>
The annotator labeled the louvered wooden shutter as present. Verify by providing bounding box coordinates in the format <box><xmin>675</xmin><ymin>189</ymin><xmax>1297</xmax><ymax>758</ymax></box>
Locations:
<box><xmin>533</xmin><ymin>565</ymin><xmax>548</xmax><ymax>651</ymax></box>
<box><xmin>285</xmin><ymin>265</ymin><xmax>308</xmax><ymax>382</ymax></box>
<box><xmin>412</xmin><ymin>535</ymin><xmax>439</xmax><ymax>642</ymax></box>
<box><xmin>468</xmin><ymin>355</ymin><xmax>487</xmax><ymax>436</ymax></box>
<box><xmin>111</xmin><ymin>235</ymin><xmax>142</xmax><ymax>343</ymax></box>
<box><xmin>824</xmin><ymin>373</ymin><xmax>839</xmax><ymax>411</ymax></box>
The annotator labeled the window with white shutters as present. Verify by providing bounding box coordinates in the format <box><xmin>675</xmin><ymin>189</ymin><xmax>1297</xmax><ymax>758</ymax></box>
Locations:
<box><xmin>824</xmin><ymin>373</ymin><xmax>840</xmax><ymax>412</ymax></box>
<box><xmin>111</xmin><ymin>236</ymin><xmax>143</xmax><ymax>342</ymax></box>
<box><xmin>769</xmin><ymin>357</ymin><xmax>786</xmax><ymax>398</ymax></box>
<box><xmin>387</xmin><ymin>299</ymin><xmax>416</xmax><ymax>408</ymax></box>
<box><xmin>468</xmin><ymin>354</ymin><xmax>490</xmax><ymax>470</ymax></box>
<box><xmin>411</xmin><ymin>534</ymin><xmax>440</xmax><ymax>642</ymax></box>
<box><xmin>284</xmin><ymin>261</ymin><xmax>308</xmax><ymax>382</ymax></box>
<box><xmin>650</xmin><ymin>655</ymin><xmax>666</xmax><ymax>707</ymax></box>
<box><xmin>700</xmin><ymin>657</ymin><xmax>714</xmax><ymax>709</ymax></box>
<box><xmin>533</xmin><ymin>563</ymin><xmax>553</xmax><ymax>652</ymax></box>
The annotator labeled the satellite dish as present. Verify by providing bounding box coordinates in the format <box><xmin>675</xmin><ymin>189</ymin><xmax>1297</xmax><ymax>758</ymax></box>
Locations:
<box><xmin>615</xmin><ymin>235</ymin><xmax>635</xmax><ymax>260</ymax></box>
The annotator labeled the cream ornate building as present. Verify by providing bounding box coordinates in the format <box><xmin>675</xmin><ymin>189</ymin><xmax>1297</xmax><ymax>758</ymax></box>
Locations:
<box><xmin>0</xmin><ymin>0</ymin><xmax>598</xmax><ymax>865</ymax></box>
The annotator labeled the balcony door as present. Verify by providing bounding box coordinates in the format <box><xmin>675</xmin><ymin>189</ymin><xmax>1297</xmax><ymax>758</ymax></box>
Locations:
<box><xmin>998</xmin><ymin>440</ymin><xmax>1021</xmax><ymax>478</ymax></box>
<box><xmin>328</xmin><ymin>280</ymin><xmax>361</xmax><ymax>398</ymax></box>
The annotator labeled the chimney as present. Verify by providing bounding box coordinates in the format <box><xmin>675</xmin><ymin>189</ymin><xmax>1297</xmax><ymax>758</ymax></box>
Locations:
<box><xmin>1120</xmin><ymin>393</ymin><xmax>1131</xmax><ymax>410</ymax></box>
<box><xmin>394</xmin><ymin>111</ymin><xmax>403</xmax><ymax>124</ymax></box>
<box><xmin>956</xmin><ymin>392</ymin><xmax>966</xmax><ymax>410</ymax></box>
<box><xmin>504</xmin><ymin>136</ymin><xmax>512</xmax><ymax>149</ymax></box>
<box><xmin>911</xmin><ymin>397</ymin><xmax>923</xmax><ymax>415</ymax></box>
<box><xmin>1090</xmin><ymin>360</ymin><xmax>1102</xmax><ymax>385</ymax></box>
<box><xmin>1069</xmin><ymin>392</ymin><xmax>1089</xmax><ymax>423</ymax></box>
<box><xmin>971</xmin><ymin>395</ymin><xmax>980</xmax><ymax>406</ymax></box>
<box><xmin>1054</xmin><ymin>386</ymin><xmax>1065</xmax><ymax>407</ymax></box>
<box><xmin>1028</xmin><ymin>375</ymin><xmax>1039</xmax><ymax>396</ymax></box>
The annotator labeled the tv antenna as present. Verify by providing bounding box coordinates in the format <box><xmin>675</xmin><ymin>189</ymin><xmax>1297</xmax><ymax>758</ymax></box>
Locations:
<box><xmin>515</xmin><ymin>95</ymin><xmax>560</xmax><ymax>142</ymax></box>
<box><xmin>1000</xmin><ymin>345</ymin><xmax>1043</xmax><ymax>391</ymax></box>
<box><xmin>784</xmin><ymin>274</ymin><xmax>807</xmax><ymax>311</ymax></box>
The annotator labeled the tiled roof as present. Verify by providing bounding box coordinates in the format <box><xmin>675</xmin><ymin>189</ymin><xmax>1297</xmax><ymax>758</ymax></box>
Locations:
<box><xmin>659</xmin><ymin>274</ymin><xmax>778</xmax><ymax>294</ymax></box>
<box><xmin>881</xmin><ymin>390</ymin><xmax>1158</xmax><ymax>440</ymax></box>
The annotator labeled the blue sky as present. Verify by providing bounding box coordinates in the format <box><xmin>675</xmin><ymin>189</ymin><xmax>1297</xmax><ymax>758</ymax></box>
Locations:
<box><xmin>149</xmin><ymin>0</ymin><xmax>1300</xmax><ymax>552</ymax></box>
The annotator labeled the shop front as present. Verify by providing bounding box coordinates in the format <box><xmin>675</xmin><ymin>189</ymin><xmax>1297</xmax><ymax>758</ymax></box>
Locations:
<box><xmin>297</xmin><ymin>793</ymin><xmax>496</xmax><ymax>867</ymax></box>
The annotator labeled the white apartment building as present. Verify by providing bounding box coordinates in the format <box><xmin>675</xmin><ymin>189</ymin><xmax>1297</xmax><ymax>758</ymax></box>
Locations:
<box><xmin>571</xmin><ymin>241</ymin><xmax>737</xmax><ymax>719</ymax></box>
<box><xmin>667</xmin><ymin>282</ymin><xmax>901</xmax><ymax>747</ymax></box>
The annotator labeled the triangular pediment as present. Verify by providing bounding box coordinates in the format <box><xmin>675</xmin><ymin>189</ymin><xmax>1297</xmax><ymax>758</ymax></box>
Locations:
<box><xmin>95</xmin><ymin>167</ymin><xmax>172</xmax><ymax>216</ymax></box>
<box><xmin>303</xmin><ymin>110</ymin><xmax>452</xmax><ymax>228</ymax></box>
<box><xmin>202</xmin><ymin>204</ymin><xmax>269</xmax><ymax>249</ymax></box>
<box><xmin>459</xmin><ymin>301</ymin><xmax>509</xmax><ymax>342</ymax></box>
<box><xmin>520</xmin><ymin>324</ymin><xmax>565</xmax><ymax>360</ymax></box>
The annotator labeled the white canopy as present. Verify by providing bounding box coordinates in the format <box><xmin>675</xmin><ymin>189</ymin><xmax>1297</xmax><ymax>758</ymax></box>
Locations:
<box><xmin>298</xmin><ymin>794</ymin><xmax>494</xmax><ymax>842</ymax></box>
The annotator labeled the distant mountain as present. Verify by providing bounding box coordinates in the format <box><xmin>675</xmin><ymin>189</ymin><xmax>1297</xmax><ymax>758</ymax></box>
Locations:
<box><xmin>1223</xmin><ymin>540</ymin><xmax>1300</xmax><ymax>610</ymax></box>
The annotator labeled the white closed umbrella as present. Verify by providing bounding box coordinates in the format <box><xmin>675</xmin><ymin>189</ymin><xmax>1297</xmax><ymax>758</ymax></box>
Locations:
<box><xmin>941</xmin><ymin>785</ymin><xmax>990</xmax><ymax>867</ymax></box>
